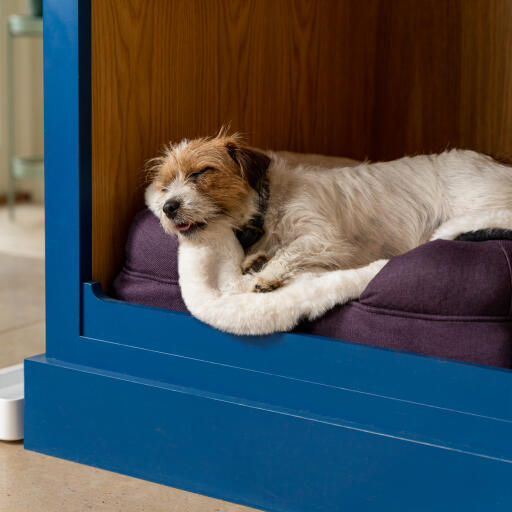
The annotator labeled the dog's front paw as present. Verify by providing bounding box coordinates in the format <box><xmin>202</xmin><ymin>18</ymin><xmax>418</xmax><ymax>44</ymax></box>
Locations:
<box><xmin>242</xmin><ymin>253</ymin><xmax>269</xmax><ymax>275</ymax></box>
<box><xmin>253</xmin><ymin>277</ymin><xmax>283</xmax><ymax>293</ymax></box>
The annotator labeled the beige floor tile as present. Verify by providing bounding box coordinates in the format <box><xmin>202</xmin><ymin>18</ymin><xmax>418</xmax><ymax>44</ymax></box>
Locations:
<box><xmin>0</xmin><ymin>321</ymin><xmax>45</xmax><ymax>367</ymax></box>
<box><xmin>0</xmin><ymin>253</ymin><xmax>45</xmax><ymax>334</ymax></box>
<box><xmin>0</xmin><ymin>204</ymin><xmax>45</xmax><ymax>260</ymax></box>
<box><xmin>0</xmin><ymin>441</ymin><xmax>258</xmax><ymax>512</ymax></box>
<box><xmin>175</xmin><ymin>490</ymin><xmax>260</xmax><ymax>511</ymax></box>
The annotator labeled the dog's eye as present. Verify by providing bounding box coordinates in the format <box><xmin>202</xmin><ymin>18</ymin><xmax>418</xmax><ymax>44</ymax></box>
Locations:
<box><xmin>188</xmin><ymin>167</ymin><xmax>213</xmax><ymax>181</ymax></box>
<box><xmin>160</xmin><ymin>186</ymin><xmax>168</xmax><ymax>193</ymax></box>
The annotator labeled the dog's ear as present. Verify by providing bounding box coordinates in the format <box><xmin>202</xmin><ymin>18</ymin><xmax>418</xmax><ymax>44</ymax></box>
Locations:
<box><xmin>226</xmin><ymin>143</ymin><xmax>270</xmax><ymax>190</ymax></box>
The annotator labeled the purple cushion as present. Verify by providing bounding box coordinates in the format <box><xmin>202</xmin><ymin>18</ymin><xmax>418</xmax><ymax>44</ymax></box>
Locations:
<box><xmin>113</xmin><ymin>209</ymin><xmax>512</xmax><ymax>368</ymax></box>
<box><xmin>113</xmin><ymin>210</ymin><xmax>187</xmax><ymax>313</ymax></box>
<box><xmin>360</xmin><ymin>240</ymin><xmax>511</xmax><ymax>316</ymax></box>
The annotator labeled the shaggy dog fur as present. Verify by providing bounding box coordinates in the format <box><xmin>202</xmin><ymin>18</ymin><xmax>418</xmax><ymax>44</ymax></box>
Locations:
<box><xmin>146</xmin><ymin>132</ymin><xmax>512</xmax><ymax>294</ymax></box>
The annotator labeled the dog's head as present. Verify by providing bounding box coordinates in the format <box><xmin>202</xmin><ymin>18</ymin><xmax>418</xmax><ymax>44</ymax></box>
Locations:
<box><xmin>145</xmin><ymin>132</ymin><xmax>271</xmax><ymax>238</ymax></box>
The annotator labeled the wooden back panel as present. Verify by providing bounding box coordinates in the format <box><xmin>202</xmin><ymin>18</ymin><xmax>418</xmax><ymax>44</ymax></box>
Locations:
<box><xmin>92</xmin><ymin>0</ymin><xmax>512</xmax><ymax>290</ymax></box>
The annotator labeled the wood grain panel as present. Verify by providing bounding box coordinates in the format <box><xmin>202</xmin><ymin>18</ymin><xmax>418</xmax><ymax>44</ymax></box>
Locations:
<box><xmin>92</xmin><ymin>0</ymin><xmax>512</xmax><ymax>290</ymax></box>
<box><xmin>371</xmin><ymin>0</ymin><xmax>512</xmax><ymax>158</ymax></box>
<box><xmin>91</xmin><ymin>0</ymin><xmax>380</xmax><ymax>289</ymax></box>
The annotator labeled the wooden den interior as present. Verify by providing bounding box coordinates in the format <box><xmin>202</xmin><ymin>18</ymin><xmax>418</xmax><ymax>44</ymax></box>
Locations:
<box><xmin>92</xmin><ymin>0</ymin><xmax>512</xmax><ymax>291</ymax></box>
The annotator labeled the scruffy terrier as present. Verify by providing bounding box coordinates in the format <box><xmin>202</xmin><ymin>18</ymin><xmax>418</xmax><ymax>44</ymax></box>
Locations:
<box><xmin>146</xmin><ymin>131</ymin><xmax>512</xmax><ymax>292</ymax></box>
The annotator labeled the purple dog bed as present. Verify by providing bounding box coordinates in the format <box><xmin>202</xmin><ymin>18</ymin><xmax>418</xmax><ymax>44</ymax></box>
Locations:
<box><xmin>113</xmin><ymin>209</ymin><xmax>512</xmax><ymax>368</ymax></box>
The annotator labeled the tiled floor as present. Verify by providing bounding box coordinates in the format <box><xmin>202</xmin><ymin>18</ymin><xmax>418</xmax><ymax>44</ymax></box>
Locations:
<box><xmin>0</xmin><ymin>204</ymin><xmax>45</xmax><ymax>368</ymax></box>
<box><xmin>0</xmin><ymin>203</ymin><xmax>257</xmax><ymax>512</ymax></box>
<box><xmin>0</xmin><ymin>203</ymin><xmax>45</xmax><ymax>260</ymax></box>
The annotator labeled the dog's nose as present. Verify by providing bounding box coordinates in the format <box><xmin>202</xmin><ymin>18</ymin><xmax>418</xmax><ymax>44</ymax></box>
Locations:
<box><xmin>163</xmin><ymin>199</ymin><xmax>181</xmax><ymax>219</ymax></box>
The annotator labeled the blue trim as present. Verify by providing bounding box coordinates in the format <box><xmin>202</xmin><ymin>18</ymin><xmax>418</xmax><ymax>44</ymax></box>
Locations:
<box><xmin>25</xmin><ymin>355</ymin><xmax>512</xmax><ymax>512</ymax></box>
<box><xmin>43</xmin><ymin>0</ymin><xmax>91</xmax><ymax>358</ymax></box>
<box><xmin>82</xmin><ymin>283</ymin><xmax>512</xmax><ymax>422</ymax></box>
<box><xmin>53</xmin><ymin>335</ymin><xmax>512</xmax><ymax>462</ymax></box>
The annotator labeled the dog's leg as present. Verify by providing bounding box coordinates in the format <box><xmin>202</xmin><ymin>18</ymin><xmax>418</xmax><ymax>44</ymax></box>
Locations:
<box><xmin>251</xmin><ymin>237</ymin><xmax>352</xmax><ymax>292</ymax></box>
<box><xmin>251</xmin><ymin>256</ymin><xmax>288</xmax><ymax>292</ymax></box>
<box><xmin>242</xmin><ymin>252</ymin><xmax>269</xmax><ymax>274</ymax></box>
<box><xmin>431</xmin><ymin>209</ymin><xmax>512</xmax><ymax>241</ymax></box>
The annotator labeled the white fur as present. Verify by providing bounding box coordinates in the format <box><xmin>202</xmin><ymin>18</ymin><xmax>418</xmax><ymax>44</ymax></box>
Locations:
<box><xmin>177</xmin><ymin>220</ymin><xmax>387</xmax><ymax>335</ymax></box>
<box><xmin>431</xmin><ymin>210</ymin><xmax>512</xmax><ymax>240</ymax></box>
<box><xmin>145</xmin><ymin>171</ymin><xmax>218</xmax><ymax>235</ymax></box>
<box><xmin>148</xmin><ymin>148</ymin><xmax>512</xmax><ymax>335</ymax></box>
<box><xmin>247</xmin><ymin>150</ymin><xmax>512</xmax><ymax>283</ymax></box>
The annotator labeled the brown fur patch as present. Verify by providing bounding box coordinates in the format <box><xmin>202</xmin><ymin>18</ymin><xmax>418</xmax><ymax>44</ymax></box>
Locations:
<box><xmin>242</xmin><ymin>253</ymin><xmax>269</xmax><ymax>274</ymax></box>
<box><xmin>253</xmin><ymin>278</ymin><xmax>283</xmax><ymax>293</ymax></box>
<box><xmin>196</xmin><ymin>166</ymin><xmax>251</xmax><ymax>215</ymax></box>
<box><xmin>150</xmin><ymin>132</ymin><xmax>269</xmax><ymax>220</ymax></box>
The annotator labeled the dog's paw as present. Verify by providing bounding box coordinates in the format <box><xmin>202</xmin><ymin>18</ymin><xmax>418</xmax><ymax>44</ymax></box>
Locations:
<box><xmin>242</xmin><ymin>253</ymin><xmax>269</xmax><ymax>275</ymax></box>
<box><xmin>253</xmin><ymin>277</ymin><xmax>283</xmax><ymax>293</ymax></box>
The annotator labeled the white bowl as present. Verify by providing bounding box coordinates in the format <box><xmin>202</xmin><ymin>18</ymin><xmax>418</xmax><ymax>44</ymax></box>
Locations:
<box><xmin>0</xmin><ymin>363</ymin><xmax>24</xmax><ymax>440</ymax></box>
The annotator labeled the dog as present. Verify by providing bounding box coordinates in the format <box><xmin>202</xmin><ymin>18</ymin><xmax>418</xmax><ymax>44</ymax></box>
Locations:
<box><xmin>145</xmin><ymin>131</ymin><xmax>512</xmax><ymax>293</ymax></box>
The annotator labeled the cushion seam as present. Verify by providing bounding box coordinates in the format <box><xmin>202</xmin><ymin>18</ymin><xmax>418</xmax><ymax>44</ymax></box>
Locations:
<box><xmin>498</xmin><ymin>241</ymin><xmax>512</xmax><ymax>316</ymax></box>
<box><xmin>351</xmin><ymin>301</ymin><xmax>511</xmax><ymax>322</ymax></box>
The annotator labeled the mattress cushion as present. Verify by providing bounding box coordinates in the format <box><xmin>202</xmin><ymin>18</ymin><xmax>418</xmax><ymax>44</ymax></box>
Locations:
<box><xmin>113</xmin><ymin>208</ymin><xmax>512</xmax><ymax>368</ymax></box>
<box><xmin>359</xmin><ymin>239</ymin><xmax>512</xmax><ymax>317</ymax></box>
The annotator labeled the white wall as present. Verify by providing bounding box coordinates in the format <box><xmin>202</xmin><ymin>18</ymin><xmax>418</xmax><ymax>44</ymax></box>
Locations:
<box><xmin>0</xmin><ymin>0</ymin><xmax>44</xmax><ymax>203</ymax></box>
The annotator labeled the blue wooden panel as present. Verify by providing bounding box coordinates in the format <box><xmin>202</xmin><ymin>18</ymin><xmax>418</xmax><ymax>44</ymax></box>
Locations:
<box><xmin>43</xmin><ymin>0</ymin><xmax>91</xmax><ymax>358</ymax></box>
<box><xmin>82</xmin><ymin>283</ymin><xmax>512</xmax><ymax>423</ymax></box>
<box><xmin>41</xmin><ymin>329</ymin><xmax>512</xmax><ymax>463</ymax></box>
<box><xmin>25</xmin><ymin>355</ymin><xmax>512</xmax><ymax>512</ymax></box>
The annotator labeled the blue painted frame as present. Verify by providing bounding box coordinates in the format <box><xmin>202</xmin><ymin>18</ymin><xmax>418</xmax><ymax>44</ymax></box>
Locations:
<box><xmin>43</xmin><ymin>0</ymin><xmax>91</xmax><ymax>360</ymax></box>
<box><xmin>25</xmin><ymin>1</ymin><xmax>512</xmax><ymax>510</ymax></box>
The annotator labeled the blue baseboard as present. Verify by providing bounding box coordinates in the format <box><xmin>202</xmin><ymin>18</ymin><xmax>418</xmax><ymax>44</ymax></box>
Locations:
<box><xmin>25</xmin><ymin>354</ymin><xmax>512</xmax><ymax>512</ymax></box>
